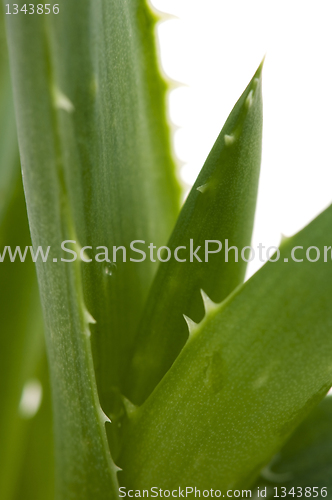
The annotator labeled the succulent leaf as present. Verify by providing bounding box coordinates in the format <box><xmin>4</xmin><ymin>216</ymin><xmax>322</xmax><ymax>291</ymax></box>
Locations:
<box><xmin>4</xmin><ymin>0</ymin><xmax>181</xmax><ymax>495</ymax></box>
<box><xmin>119</xmin><ymin>205</ymin><xmax>332</xmax><ymax>491</ymax></box>
<box><xmin>125</xmin><ymin>61</ymin><xmax>264</xmax><ymax>404</ymax></box>
<box><xmin>254</xmin><ymin>395</ymin><xmax>332</xmax><ymax>496</ymax></box>
<box><xmin>0</xmin><ymin>9</ymin><xmax>54</xmax><ymax>498</ymax></box>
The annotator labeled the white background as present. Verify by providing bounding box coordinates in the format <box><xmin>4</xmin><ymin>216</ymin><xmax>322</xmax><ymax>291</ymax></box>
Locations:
<box><xmin>150</xmin><ymin>0</ymin><xmax>332</xmax><ymax>276</ymax></box>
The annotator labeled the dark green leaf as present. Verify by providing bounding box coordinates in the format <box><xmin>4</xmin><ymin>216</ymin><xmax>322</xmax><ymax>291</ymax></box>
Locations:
<box><xmin>254</xmin><ymin>395</ymin><xmax>332</xmax><ymax>498</ymax></box>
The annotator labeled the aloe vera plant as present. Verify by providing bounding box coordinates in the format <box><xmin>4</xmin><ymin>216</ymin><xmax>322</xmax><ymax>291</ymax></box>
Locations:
<box><xmin>1</xmin><ymin>1</ymin><xmax>332</xmax><ymax>499</ymax></box>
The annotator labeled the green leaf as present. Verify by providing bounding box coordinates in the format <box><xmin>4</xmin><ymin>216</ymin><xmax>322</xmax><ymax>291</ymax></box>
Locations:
<box><xmin>5</xmin><ymin>0</ymin><xmax>180</xmax><ymax>411</ymax></box>
<box><xmin>254</xmin><ymin>395</ymin><xmax>332</xmax><ymax>497</ymax></box>
<box><xmin>0</xmin><ymin>8</ymin><xmax>53</xmax><ymax>497</ymax></box>
<box><xmin>125</xmin><ymin>61</ymin><xmax>264</xmax><ymax>404</ymax></box>
<box><xmin>0</xmin><ymin>10</ymin><xmax>17</xmax><ymax>224</ymax></box>
<box><xmin>47</xmin><ymin>0</ymin><xmax>181</xmax><ymax>408</ymax></box>
<box><xmin>5</xmin><ymin>0</ymin><xmax>180</xmax><ymax>496</ymax></box>
<box><xmin>0</xmin><ymin>173</ymin><xmax>51</xmax><ymax>500</ymax></box>
<box><xmin>119</xmin><ymin>205</ymin><xmax>332</xmax><ymax>491</ymax></box>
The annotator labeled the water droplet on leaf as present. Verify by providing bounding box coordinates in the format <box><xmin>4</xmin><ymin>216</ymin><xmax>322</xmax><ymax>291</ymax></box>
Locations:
<box><xmin>104</xmin><ymin>263</ymin><xmax>117</xmax><ymax>276</ymax></box>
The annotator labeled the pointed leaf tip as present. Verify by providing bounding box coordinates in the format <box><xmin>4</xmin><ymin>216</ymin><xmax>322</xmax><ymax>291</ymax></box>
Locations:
<box><xmin>255</xmin><ymin>55</ymin><xmax>265</xmax><ymax>80</ymax></box>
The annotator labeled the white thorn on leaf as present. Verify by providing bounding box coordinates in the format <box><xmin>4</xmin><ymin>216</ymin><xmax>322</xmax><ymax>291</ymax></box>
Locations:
<box><xmin>153</xmin><ymin>9</ymin><xmax>179</xmax><ymax>22</ymax></box>
<box><xmin>280</xmin><ymin>233</ymin><xmax>291</xmax><ymax>245</ymax></box>
<box><xmin>260</xmin><ymin>454</ymin><xmax>292</xmax><ymax>482</ymax></box>
<box><xmin>224</xmin><ymin>134</ymin><xmax>235</xmax><ymax>146</ymax></box>
<box><xmin>19</xmin><ymin>379</ymin><xmax>43</xmax><ymax>419</ymax></box>
<box><xmin>245</xmin><ymin>89</ymin><xmax>254</xmax><ymax>108</ymax></box>
<box><xmin>200</xmin><ymin>289</ymin><xmax>218</xmax><ymax>314</ymax></box>
<box><xmin>169</xmin><ymin>121</ymin><xmax>181</xmax><ymax>134</ymax></box>
<box><xmin>196</xmin><ymin>183</ymin><xmax>208</xmax><ymax>194</ymax></box>
<box><xmin>163</xmin><ymin>74</ymin><xmax>186</xmax><ymax>91</ymax></box>
<box><xmin>53</xmin><ymin>86</ymin><xmax>74</xmax><ymax>113</ymax></box>
<box><xmin>84</xmin><ymin>309</ymin><xmax>96</xmax><ymax>325</ymax></box>
<box><xmin>99</xmin><ymin>407</ymin><xmax>112</xmax><ymax>424</ymax></box>
<box><xmin>260</xmin><ymin>465</ymin><xmax>292</xmax><ymax>483</ymax></box>
<box><xmin>183</xmin><ymin>314</ymin><xmax>198</xmax><ymax>335</ymax></box>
